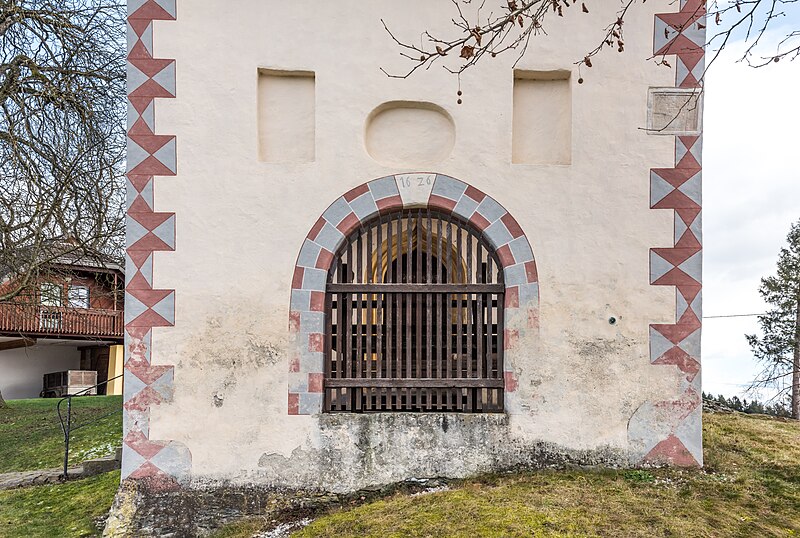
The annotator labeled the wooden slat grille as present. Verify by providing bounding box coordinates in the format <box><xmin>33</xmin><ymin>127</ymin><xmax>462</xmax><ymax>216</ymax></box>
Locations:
<box><xmin>324</xmin><ymin>209</ymin><xmax>504</xmax><ymax>413</ymax></box>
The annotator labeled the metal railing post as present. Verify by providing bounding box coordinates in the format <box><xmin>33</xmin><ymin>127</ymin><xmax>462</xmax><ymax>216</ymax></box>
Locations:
<box><xmin>56</xmin><ymin>373</ymin><xmax>123</xmax><ymax>481</ymax></box>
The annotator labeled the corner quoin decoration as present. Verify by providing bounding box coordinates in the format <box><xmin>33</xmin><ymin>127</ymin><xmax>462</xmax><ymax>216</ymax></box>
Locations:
<box><xmin>123</xmin><ymin>0</ymin><xmax>191</xmax><ymax>488</ymax></box>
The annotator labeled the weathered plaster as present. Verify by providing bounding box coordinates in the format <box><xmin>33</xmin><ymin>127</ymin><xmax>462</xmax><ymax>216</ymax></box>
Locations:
<box><xmin>123</xmin><ymin>0</ymin><xmax>704</xmax><ymax>498</ymax></box>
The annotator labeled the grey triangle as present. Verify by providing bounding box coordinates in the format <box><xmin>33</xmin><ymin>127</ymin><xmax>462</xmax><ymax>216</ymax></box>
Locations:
<box><xmin>677</xmin><ymin>328</ymin><xmax>701</xmax><ymax>358</ymax></box>
<box><xmin>151</xmin><ymin>292</ymin><xmax>175</xmax><ymax>324</ymax></box>
<box><xmin>153</xmin><ymin>138</ymin><xmax>177</xmax><ymax>174</ymax></box>
<box><xmin>152</xmin><ymin>61</ymin><xmax>176</xmax><ymax>96</ymax></box>
<box><xmin>650</xmin><ymin>327</ymin><xmax>674</xmax><ymax>361</ymax></box>
<box><xmin>678</xmin><ymin>171</ymin><xmax>702</xmax><ymax>206</ymax></box>
<box><xmin>124</xmin><ymin>294</ymin><xmax>148</xmax><ymax>324</ymax></box>
<box><xmin>678</xmin><ymin>251</ymin><xmax>702</xmax><ymax>283</ymax></box>
<box><xmin>126</xmin><ymin>63</ymin><xmax>149</xmax><ymax>94</ymax></box>
<box><xmin>126</xmin><ymin>138</ymin><xmax>149</xmax><ymax>172</ymax></box>
<box><xmin>126</xmin><ymin>216</ymin><xmax>149</xmax><ymax>247</ymax></box>
<box><xmin>152</xmin><ymin>215</ymin><xmax>175</xmax><ymax>249</ymax></box>
<box><xmin>650</xmin><ymin>251</ymin><xmax>674</xmax><ymax>283</ymax></box>
<box><xmin>650</xmin><ymin>171</ymin><xmax>674</xmax><ymax>207</ymax></box>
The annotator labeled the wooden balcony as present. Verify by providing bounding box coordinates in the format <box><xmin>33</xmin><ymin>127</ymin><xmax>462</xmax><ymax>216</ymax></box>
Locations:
<box><xmin>0</xmin><ymin>303</ymin><xmax>123</xmax><ymax>340</ymax></box>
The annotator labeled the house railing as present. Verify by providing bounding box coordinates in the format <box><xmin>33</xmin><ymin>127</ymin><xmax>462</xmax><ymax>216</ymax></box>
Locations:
<box><xmin>0</xmin><ymin>303</ymin><xmax>123</xmax><ymax>339</ymax></box>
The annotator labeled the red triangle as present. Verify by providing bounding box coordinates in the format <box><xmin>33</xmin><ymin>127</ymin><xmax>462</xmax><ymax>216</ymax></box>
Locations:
<box><xmin>129</xmin><ymin>79</ymin><xmax>174</xmax><ymax>100</ymax></box>
<box><xmin>129</xmin><ymin>0</ymin><xmax>175</xmax><ymax>22</ymax></box>
<box><xmin>128</xmin><ymin>40</ymin><xmax>152</xmax><ymax>61</ymax></box>
<box><xmin>128</xmin><ymin>196</ymin><xmax>154</xmax><ymax>213</ymax></box>
<box><xmin>653</xmin><ymin>190</ymin><xmax>700</xmax><ymax>211</ymax></box>
<box><xmin>675</xmin><ymin>229</ymin><xmax>701</xmax><ymax>249</ymax></box>
<box><xmin>653</xmin><ymin>267</ymin><xmax>701</xmax><ymax>287</ymax></box>
<box><xmin>128</xmin><ymin>97</ymin><xmax>154</xmax><ymax>115</ymax></box>
<box><xmin>127</xmin><ymin>272</ymin><xmax>152</xmax><ymax>291</ymax></box>
<box><xmin>128</xmin><ymin>18</ymin><xmax>152</xmax><ymax>37</ymax></box>
<box><xmin>128</xmin><ymin>210</ymin><xmax>173</xmax><ymax>230</ymax></box>
<box><xmin>128</xmin><ymin>234</ymin><xmax>173</xmax><ymax>253</ymax></box>
<box><xmin>129</xmin><ymin>117</ymin><xmax>154</xmax><ymax>136</ymax></box>
<box><xmin>676</xmin><ymin>283</ymin><xmax>702</xmax><ymax>303</ymax></box>
<box><xmin>127</xmin><ymin>288</ymin><xmax>172</xmax><ymax>308</ymax></box>
<box><xmin>127</xmin><ymin>308</ymin><xmax>173</xmax><ymax>329</ymax></box>
<box><xmin>656</xmin><ymin>34</ymin><xmax>704</xmax><ymax>57</ymax></box>
<box><xmin>653</xmin><ymin>246</ymin><xmax>699</xmax><ymax>266</ymax></box>
<box><xmin>645</xmin><ymin>434</ymin><xmax>699</xmax><ymax>467</ymax></box>
<box><xmin>675</xmin><ymin>207</ymin><xmax>701</xmax><ymax>227</ymax></box>
<box><xmin>129</xmin><ymin>57</ymin><xmax>173</xmax><ymax>78</ymax></box>
<box><xmin>125</xmin><ymin>430</ymin><xmax>167</xmax><ymax>459</ymax></box>
<box><xmin>128</xmin><ymin>363</ymin><xmax>172</xmax><ymax>386</ymax></box>
<box><xmin>653</xmin><ymin>347</ymin><xmax>700</xmax><ymax>380</ymax></box>
<box><xmin>127</xmin><ymin>250</ymin><xmax>152</xmax><ymax>267</ymax></box>
<box><xmin>129</xmin><ymin>156</ymin><xmax>175</xmax><ymax>177</ymax></box>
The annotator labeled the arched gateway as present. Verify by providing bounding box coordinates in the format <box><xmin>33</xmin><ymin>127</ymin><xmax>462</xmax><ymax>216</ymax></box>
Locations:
<box><xmin>288</xmin><ymin>174</ymin><xmax>540</xmax><ymax>415</ymax></box>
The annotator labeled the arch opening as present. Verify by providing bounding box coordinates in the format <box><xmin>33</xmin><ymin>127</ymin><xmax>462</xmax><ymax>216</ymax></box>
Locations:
<box><xmin>325</xmin><ymin>209</ymin><xmax>505</xmax><ymax>413</ymax></box>
<box><xmin>288</xmin><ymin>174</ymin><xmax>539</xmax><ymax>416</ymax></box>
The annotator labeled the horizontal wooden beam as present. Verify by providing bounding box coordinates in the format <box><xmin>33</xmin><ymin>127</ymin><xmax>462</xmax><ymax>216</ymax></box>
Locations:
<box><xmin>325</xmin><ymin>378</ymin><xmax>504</xmax><ymax>389</ymax></box>
<box><xmin>328</xmin><ymin>283</ymin><xmax>505</xmax><ymax>293</ymax></box>
<box><xmin>0</xmin><ymin>337</ymin><xmax>37</xmax><ymax>351</ymax></box>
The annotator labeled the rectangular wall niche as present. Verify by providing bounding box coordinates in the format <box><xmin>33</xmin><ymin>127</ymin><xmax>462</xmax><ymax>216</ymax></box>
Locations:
<box><xmin>512</xmin><ymin>70</ymin><xmax>572</xmax><ymax>165</ymax></box>
<box><xmin>257</xmin><ymin>69</ymin><xmax>315</xmax><ymax>163</ymax></box>
<box><xmin>647</xmin><ymin>88</ymin><xmax>702</xmax><ymax>135</ymax></box>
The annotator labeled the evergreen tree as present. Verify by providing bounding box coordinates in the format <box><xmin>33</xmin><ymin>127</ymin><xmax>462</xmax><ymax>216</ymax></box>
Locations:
<box><xmin>746</xmin><ymin>219</ymin><xmax>800</xmax><ymax>419</ymax></box>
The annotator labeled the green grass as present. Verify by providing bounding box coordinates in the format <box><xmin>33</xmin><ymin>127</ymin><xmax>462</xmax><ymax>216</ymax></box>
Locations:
<box><xmin>0</xmin><ymin>396</ymin><xmax>122</xmax><ymax>473</ymax></box>
<box><xmin>217</xmin><ymin>412</ymin><xmax>800</xmax><ymax>538</ymax></box>
<box><xmin>0</xmin><ymin>471</ymin><xmax>120</xmax><ymax>538</ymax></box>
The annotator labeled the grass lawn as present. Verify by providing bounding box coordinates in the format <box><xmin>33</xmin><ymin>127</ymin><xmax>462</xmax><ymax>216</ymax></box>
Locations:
<box><xmin>0</xmin><ymin>396</ymin><xmax>122</xmax><ymax>473</ymax></box>
<box><xmin>0</xmin><ymin>471</ymin><xmax>120</xmax><ymax>538</ymax></box>
<box><xmin>217</xmin><ymin>412</ymin><xmax>800</xmax><ymax>538</ymax></box>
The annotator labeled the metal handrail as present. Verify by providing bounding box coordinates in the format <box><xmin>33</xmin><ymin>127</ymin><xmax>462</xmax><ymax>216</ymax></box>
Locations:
<box><xmin>56</xmin><ymin>374</ymin><xmax>124</xmax><ymax>480</ymax></box>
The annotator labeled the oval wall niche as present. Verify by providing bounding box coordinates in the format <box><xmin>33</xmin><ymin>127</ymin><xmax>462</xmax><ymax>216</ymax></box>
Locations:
<box><xmin>365</xmin><ymin>101</ymin><xmax>455</xmax><ymax>168</ymax></box>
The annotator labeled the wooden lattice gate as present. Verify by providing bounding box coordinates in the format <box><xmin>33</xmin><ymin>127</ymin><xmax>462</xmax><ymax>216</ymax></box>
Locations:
<box><xmin>324</xmin><ymin>209</ymin><xmax>505</xmax><ymax>412</ymax></box>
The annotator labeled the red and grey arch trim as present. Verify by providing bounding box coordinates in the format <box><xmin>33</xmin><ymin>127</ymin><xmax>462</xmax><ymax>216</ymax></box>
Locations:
<box><xmin>288</xmin><ymin>174</ymin><xmax>540</xmax><ymax>415</ymax></box>
<box><xmin>123</xmin><ymin>0</ymin><xmax>191</xmax><ymax>489</ymax></box>
<box><xmin>628</xmin><ymin>0</ymin><xmax>705</xmax><ymax>467</ymax></box>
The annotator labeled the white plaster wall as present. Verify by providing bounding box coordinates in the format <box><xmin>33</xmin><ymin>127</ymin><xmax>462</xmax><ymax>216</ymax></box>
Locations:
<box><xmin>147</xmin><ymin>0</ymin><xmax>686</xmax><ymax>485</ymax></box>
<box><xmin>0</xmin><ymin>344</ymin><xmax>80</xmax><ymax>399</ymax></box>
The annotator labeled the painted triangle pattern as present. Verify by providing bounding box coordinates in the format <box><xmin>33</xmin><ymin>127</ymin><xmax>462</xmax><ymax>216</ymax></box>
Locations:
<box><xmin>653</xmin><ymin>0</ymin><xmax>706</xmax><ymax>89</ymax></box>
<box><xmin>123</xmin><ymin>2</ymin><xmax>190</xmax><ymax>490</ymax></box>
<box><xmin>287</xmin><ymin>175</ymin><xmax>539</xmax><ymax>414</ymax></box>
<box><xmin>629</xmin><ymin>0</ymin><xmax>706</xmax><ymax>468</ymax></box>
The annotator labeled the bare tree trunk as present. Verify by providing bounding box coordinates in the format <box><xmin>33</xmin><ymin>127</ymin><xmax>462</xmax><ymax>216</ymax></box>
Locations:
<box><xmin>793</xmin><ymin>297</ymin><xmax>800</xmax><ymax>420</ymax></box>
<box><xmin>0</xmin><ymin>389</ymin><xmax>7</xmax><ymax>409</ymax></box>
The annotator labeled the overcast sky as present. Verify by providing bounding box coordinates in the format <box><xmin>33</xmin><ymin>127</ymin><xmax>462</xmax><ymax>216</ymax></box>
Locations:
<box><xmin>702</xmin><ymin>14</ymin><xmax>800</xmax><ymax>401</ymax></box>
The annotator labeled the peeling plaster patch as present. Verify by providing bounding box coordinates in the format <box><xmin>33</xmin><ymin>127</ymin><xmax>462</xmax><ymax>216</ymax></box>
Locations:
<box><xmin>571</xmin><ymin>335</ymin><xmax>637</xmax><ymax>359</ymax></box>
<box><xmin>181</xmin><ymin>312</ymin><xmax>287</xmax><ymax>372</ymax></box>
<box><xmin>213</xmin><ymin>393</ymin><xmax>224</xmax><ymax>408</ymax></box>
<box><xmin>252</xmin><ymin>413</ymin><xmax>630</xmax><ymax>493</ymax></box>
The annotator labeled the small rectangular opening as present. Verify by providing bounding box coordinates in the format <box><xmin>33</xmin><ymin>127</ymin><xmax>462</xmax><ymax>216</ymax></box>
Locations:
<box><xmin>257</xmin><ymin>69</ymin><xmax>315</xmax><ymax>162</ymax></box>
<box><xmin>512</xmin><ymin>70</ymin><xmax>572</xmax><ymax>165</ymax></box>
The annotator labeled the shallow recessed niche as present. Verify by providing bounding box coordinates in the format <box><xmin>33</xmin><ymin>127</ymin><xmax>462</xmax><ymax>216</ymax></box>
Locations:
<box><xmin>512</xmin><ymin>70</ymin><xmax>572</xmax><ymax>165</ymax></box>
<box><xmin>365</xmin><ymin>101</ymin><xmax>455</xmax><ymax>168</ymax></box>
<box><xmin>257</xmin><ymin>69</ymin><xmax>315</xmax><ymax>163</ymax></box>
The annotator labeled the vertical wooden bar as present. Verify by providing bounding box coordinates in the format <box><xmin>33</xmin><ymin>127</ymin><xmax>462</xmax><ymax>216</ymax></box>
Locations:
<box><xmin>334</xmin><ymin>255</ymin><xmax>343</xmax><ymax>411</ymax></box>
<box><xmin>404</xmin><ymin>213</ymin><xmax>412</xmax><ymax>408</ymax></box>
<box><xmin>356</xmin><ymin>234</ymin><xmax>363</xmax><ymax>411</ymax></box>
<box><xmin>394</xmin><ymin>212</ymin><xmax>403</xmax><ymax>410</ymax></box>
<box><xmin>366</xmin><ymin>230</ymin><xmax>373</xmax><ymax>411</ymax></box>
<box><xmin>324</xmin><ymin>288</ymin><xmax>333</xmax><ymax>411</ymax></box>
<box><xmin>386</xmin><ymin>216</ymin><xmax>393</xmax><ymax>404</ymax></box>
<box><xmin>445</xmin><ymin>220</ymin><xmax>452</xmax><ymax>410</ymax></box>
<box><xmin>377</xmin><ymin>216</ymin><xmax>383</xmax><ymax>379</ymax></box>
<box><xmin>456</xmin><ymin>223</ymin><xmax>463</xmax><ymax>383</ymax></box>
<box><xmin>425</xmin><ymin>210</ymin><xmax>433</xmax><ymax>410</ymax></box>
<box><xmin>436</xmin><ymin>216</ymin><xmax>443</xmax><ymax>409</ymax></box>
